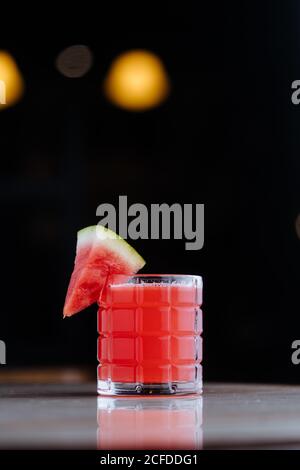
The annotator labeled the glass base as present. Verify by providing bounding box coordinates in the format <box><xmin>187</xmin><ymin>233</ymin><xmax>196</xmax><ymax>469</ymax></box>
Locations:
<box><xmin>97</xmin><ymin>379</ymin><xmax>202</xmax><ymax>396</ymax></box>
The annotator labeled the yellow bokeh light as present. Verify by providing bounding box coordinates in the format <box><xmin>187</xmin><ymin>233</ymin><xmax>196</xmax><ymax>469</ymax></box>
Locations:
<box><xmin>0</xmin><ymin>51</ymin><xmax>24</xmax><ymax>110</ymax></box>
<box><xmin>104</xmin><ymin>50</ymin><xmax>170</xmax><ymax>111</ymax></box>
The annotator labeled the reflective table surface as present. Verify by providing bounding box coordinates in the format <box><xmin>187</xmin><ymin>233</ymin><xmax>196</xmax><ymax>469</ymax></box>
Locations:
<box><xmin>1</xmin><ymin>382</ymin><xmax>300</xmax><ymax>449</ymax></box>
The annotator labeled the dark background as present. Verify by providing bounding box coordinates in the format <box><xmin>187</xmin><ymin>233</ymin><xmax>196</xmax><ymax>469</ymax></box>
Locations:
<box><xmin>1</xmin><ymin>1</ymin><xmax>300</xmax><ymax>382</ymax></box>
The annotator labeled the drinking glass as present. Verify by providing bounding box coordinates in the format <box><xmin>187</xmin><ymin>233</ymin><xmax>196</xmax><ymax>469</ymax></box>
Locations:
<box><xmin>97</xmin><ymin>274</ymin><xmax>203</xmax><ymax>395</ymax></box>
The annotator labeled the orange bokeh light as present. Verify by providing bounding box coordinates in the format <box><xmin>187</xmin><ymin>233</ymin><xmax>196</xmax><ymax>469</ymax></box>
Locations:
<box><xmin>0</xmin><ymin>51</ymin><xmax>24</xmax><ymax>110</ymax></box>
<box><xmin>104</xmin><ymin>50</ymin><xmax>170</xmax><ymax>111</ymax></box>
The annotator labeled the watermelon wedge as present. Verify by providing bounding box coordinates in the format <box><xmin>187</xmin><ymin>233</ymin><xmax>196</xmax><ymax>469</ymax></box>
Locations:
<box><xmin>63</xmin><ymin>225</ymin><xmax>145</xmax><ymax>317</ymax></box>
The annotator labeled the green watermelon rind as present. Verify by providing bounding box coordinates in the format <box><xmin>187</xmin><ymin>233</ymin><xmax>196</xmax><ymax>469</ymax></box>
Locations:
<box><xmin>77</xmin><ymin>225</ymin><xmax>146</xmax><ymax>270</ymax></box>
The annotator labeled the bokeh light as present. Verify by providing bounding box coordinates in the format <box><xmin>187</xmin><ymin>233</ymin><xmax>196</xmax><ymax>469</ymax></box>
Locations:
<box><xmin>104</xmin><ymin>50</ymin><xmax>170</xmax><ymax>111</ymax></box>
<box><xmin>0</xmin><ymin>51</ymin><xmax>24</xmax><ymax>110</ymax></box>
<box><xmin>55</xmin><ymin>45</ymin><xmax>93</xmax><ymax>78</ymax></box>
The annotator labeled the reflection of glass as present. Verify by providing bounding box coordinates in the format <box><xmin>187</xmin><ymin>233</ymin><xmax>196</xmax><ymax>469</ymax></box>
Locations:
<box><xmin>98</xmin><ymin>275</ymin><xmax>203</xmax><ymax>396</ymax></box>
<box><xmin>97</xmin><ymin>396</ymin><xmax>203</xmax><ymax>450</ymax></box>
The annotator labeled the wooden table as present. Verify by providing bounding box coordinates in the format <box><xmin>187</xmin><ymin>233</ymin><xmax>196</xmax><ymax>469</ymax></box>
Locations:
<box><xmin>1</xmin><ymin>382</ymin><xmax>300</xmax><ymax>449</ymax></box>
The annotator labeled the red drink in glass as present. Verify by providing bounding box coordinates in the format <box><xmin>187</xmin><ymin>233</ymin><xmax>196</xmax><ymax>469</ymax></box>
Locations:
<box><xmin>97</xmin><ymin>275</ymin><xmax>203</xmax><ymax>395</ymax></box>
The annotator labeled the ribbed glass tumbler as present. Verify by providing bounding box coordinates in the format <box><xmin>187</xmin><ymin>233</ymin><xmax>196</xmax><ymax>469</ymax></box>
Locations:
<box><xmin>97</xmin><ymin>274</ymin><xmax>203</xmax><ymax>395</ymax></box>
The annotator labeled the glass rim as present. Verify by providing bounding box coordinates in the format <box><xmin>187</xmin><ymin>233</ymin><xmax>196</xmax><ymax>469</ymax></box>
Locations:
<box><xmin>107</xmin><ymin>274</ymin><xmax>203</xmax><ymax>286</ymax></box>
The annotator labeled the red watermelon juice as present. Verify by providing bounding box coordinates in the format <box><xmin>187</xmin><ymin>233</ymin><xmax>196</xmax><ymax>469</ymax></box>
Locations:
<box><xmin>97</xmin><ymin>275</ymin><xmax>202</xmax><ymax>395</ymax></box>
